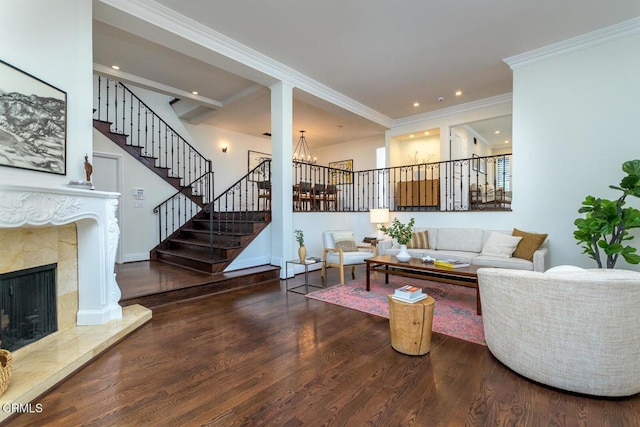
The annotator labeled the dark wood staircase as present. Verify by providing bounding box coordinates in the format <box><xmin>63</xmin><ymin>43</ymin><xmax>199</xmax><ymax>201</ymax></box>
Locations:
<box><xmin>93</xmin><ymin>116</ymin><xmax>271</xmax><ymax>274</ymax></box>
<box><xmin>150</xmin><ymin>211</ymin><xmax>270</xmax><ymax>273</ymax></box>
<box><xmin>93</xmin><ymin>119</ymin><xmax>205</xmax><ymax>207</ymax></box>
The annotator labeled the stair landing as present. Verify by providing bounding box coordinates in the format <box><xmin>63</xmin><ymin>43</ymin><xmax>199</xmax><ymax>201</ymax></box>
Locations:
<box><xmin>117</xmin><ymin>260</ymin><xmax>280</xmax><ymax>309</ymax></box>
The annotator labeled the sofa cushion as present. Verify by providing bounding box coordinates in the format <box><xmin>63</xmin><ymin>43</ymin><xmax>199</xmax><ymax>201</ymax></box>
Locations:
<box><xmin>436</xmin><ymin>228</ymin><xmax>483</xmax><ymax>252</ymax></box>
<box><xmin>407</xmin><ymin>230</ymin><xmax>429</xmax><ymax>249</ymax></box>
<box><xmin>512</xmin><ymin>228</ymin><xmax>548</xmax><ymax>261</ymax></box>
<box><xmin>481</xmin><ymin>232</ymin><xmax>522</xmax><ymax>258</ymax></box>
<box><xmin>473</xmin><ymin>255</ymin><xmax>533</xmax><ymax>270</ymax></box>
<box><xmin>426</xmin><ymin>249</ymin><xmax>477</xmax><ymax>264</ymax></box>
<box><xmin>332</xmin><ymin>231</ymin><xmax>357</xmax><ymax>252</ymax></box>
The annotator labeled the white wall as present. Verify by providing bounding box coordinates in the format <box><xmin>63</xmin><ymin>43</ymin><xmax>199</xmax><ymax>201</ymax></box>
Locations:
<box><xmin>93</xmin><ymin>130</ymin><xmax>176</xmax><ymax>261</ymax></box>
<box><xmin>512</xmin><ymin>32</ymin><xmax>640</xmax><ymax>270</ymax></box>
<box><xmin>314</xmin><ymin>135</ymin><xmax>384</xmax><ymax>170</ymax></box>
<box><xmin>182</xmin><ymin>122</ymin><xmax>272</xmax><ymax>195</ymax></box>
<box><xmin>390</xmin><ymin>134</ymin><xmax>440</xmax><ymax>167</ymax></box>
<box><xmin>1</xmin><ymin>0</ymin><xmax>93</xmax><ymax>187</ymax></box>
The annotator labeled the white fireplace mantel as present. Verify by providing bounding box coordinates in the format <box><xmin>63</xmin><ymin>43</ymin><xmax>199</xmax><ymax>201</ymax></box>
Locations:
<box><xmin>0</xmin><ymin>184</ymin><xmax>122</xmax><ymax>325</ymax></box>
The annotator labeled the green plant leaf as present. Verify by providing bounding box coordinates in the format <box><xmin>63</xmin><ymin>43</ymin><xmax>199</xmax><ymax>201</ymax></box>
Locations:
<box><xmin>574</xmin><ymin>159</ymin><xmax>640</xmax><ymax>268</ymax></box>
<box><xmin>622</xmin><ymin>159</ymin><xmax>640</xmax><ymax>177</ymax></box>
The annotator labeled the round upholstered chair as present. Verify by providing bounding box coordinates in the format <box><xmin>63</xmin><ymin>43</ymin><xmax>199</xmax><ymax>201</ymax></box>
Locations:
<box><xmin>478</xmin><ymin>267</ymin><xmax>640</xmax><ymax>397</ymax></box>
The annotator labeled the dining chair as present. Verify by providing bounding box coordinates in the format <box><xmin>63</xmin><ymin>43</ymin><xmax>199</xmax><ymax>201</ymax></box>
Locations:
<box><xmin>256</xmin><ymin>180</ymin><xmax>271</xmax><ymax>211</ymax></box>
<box><xmin>294</xmin><ymin>182</ymin><xmax>313</xmax><ymax>211</ymax></box>
<box><xmin>324</xmin><ymin>184</ymin><xmax>338</xmax><ymax>211</ymax></box>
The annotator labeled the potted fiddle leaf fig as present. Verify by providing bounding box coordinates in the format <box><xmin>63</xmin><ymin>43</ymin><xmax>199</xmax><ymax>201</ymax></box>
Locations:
<box><xmin>574</xmin><ymin>159</ymin><xmax>640</xmax><ymax>268</ymax></box>
<box><xmin>380</xmin><ymin>217</ymin><xmax>415</xmax><ymax>262</ymax></box>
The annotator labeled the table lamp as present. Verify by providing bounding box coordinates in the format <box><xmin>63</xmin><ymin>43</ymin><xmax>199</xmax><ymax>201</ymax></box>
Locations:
<box><xmin>369</xmin><ymin>208</ymin><xmax>390</xmax><ymax>239</ymax></box>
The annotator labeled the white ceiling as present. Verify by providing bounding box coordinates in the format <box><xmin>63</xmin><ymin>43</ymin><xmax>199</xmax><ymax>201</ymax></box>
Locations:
<box><xmin>92</xmin><ymin>0</ymin><xmax>640</xmax><ymax>148</ymax></box>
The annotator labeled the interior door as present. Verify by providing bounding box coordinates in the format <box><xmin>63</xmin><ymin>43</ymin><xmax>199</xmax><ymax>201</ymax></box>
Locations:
<box><xmin>92</xmin><ymin>152</ymin><xmax>123</xmax><ymax>263</ymax></box>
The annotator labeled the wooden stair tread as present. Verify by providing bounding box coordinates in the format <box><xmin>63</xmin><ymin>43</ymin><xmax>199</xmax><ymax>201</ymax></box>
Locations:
<box><xmin>156</xmin><ymin>248</ymin><xmax>227</xmax><ymax>263</ymax></box>
<box><xmin>183</xmin><ymin>228</ymin><xmax>254</xmax><ymax>236</ymax></box>
<box><xmin>169</xmin><ymin>238</ymin><xmax>241</xmax><ymax>249</ymax></box>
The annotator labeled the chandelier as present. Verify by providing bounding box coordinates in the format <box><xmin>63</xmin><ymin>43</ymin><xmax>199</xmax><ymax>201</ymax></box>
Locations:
<box><xmin>293</xmin><ymin>130</ymin><xmax>316</xmax><ymax>164</ymax></box>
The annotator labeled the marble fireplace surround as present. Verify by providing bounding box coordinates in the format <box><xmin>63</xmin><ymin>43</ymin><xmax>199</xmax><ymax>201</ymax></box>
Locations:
<box><xmin>0</xmin><ymin>184</ymin><xmax>151</xmax><ymax>421</ymax></box>
<box><xmin>0</xmin><ymin>183</ymin><xmax>122</xmax><ymax>325</ymax></box>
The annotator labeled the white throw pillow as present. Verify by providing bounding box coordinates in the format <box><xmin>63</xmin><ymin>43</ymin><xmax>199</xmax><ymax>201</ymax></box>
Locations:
<box><xmin>481</xmin><ymin>232</ymin><xmax>522</xmax><ymax>258</ymax></box>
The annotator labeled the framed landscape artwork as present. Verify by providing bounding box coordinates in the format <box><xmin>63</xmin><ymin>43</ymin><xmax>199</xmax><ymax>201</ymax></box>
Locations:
<box><xmin>329</xmin><ymin>159</ymin><xmax>353</xmax><ymax>184</ymax></box>
<box><xmin>0</xmin><ymin>59</ymin><xmax>67</xmax><ymax>175</ymax></box>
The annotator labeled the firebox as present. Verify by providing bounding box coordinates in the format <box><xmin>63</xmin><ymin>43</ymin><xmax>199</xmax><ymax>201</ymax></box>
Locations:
<box><xmin>0</xmin><ymin>263</ymin><xmax>58</xmax><ymax>352</ymax></box>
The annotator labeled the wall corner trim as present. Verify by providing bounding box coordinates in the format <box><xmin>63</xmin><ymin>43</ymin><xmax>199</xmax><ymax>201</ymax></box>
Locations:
<box><xmin>504</xmin><ymin>16</ymin><xmax>640</xmax><ymax>69</ymax></box>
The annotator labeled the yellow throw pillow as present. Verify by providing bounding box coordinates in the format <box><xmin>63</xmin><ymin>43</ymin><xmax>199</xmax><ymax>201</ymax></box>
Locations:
<box><xmin>407</xmin><ymin>230</ymin><xmax>429</xmax><ymax>249</ymax></box>
<box><xmin>512</xmin><ymin>228</ymin><xmax>548</xmax><ymax>261</ymax></box>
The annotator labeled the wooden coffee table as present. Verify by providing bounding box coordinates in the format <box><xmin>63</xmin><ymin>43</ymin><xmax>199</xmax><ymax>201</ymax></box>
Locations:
<box><xmin>365</xmin><ymin>255</ymin><xmax>483</xmax><ymax>315</ymax></box>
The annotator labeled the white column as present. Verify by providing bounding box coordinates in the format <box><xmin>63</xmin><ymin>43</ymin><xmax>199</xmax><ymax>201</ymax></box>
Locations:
<box><xmin>270</xmin><ymin>82</ymin><xmax>294</xmax><ymax>278</ymax></box>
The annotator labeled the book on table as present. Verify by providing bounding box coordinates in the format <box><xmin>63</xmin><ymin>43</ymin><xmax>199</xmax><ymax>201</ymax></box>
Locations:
<box><xmin>392</xmin><ymin>285</ymin><xmax>428</xmax><ymax>303</ymax></box>
<box><xmin>433</xmin><ymin>259</ymin><xmax>470</xmax><ymax>269</ymax></box>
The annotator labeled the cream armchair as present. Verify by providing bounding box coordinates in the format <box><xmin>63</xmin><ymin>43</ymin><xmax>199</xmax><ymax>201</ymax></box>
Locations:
<box><xmin>321</xmin><ymin>230</ymin><xmax>375</xmax><ymax>285</ymax></box>
<box><xmin>478</xmin><ymin>267</ymin><xmax>640</xmax><ymax>397</ymax></box>
<box><xmin>470</xmin><ymin>183</ymin><xmax>512</xmax><ymax>209</ymax></box>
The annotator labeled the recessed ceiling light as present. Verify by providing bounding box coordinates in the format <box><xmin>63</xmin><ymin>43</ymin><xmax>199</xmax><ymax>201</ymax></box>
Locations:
<box><xmin>413</xmin><ymin>102</ymin><xmax>420</xmax><ymax>107</ymax></box>
<box><xmin>494</xmin><ymin>130</ymin><xmax>501</xmax><ymax>134</ymax></box>
<box><xmin>455</xmin><ymin>90</ymin><xmax>462</xmax><ymax>96</ymax></box>
<box><xmin>409</xmin><ymin>134</ymin><xmax>415</xmax><ymax>138</ymax></box>
<box><xmin>191</xmin><ymin>91</ymin><xmax>199</xmax><ymax>95</ymax></box>
<box><xmin>504</xmin><ymin>140</ymin><xmax>510</xmax><ymax>144</ymax></box>
<box><xmin>111</xmin><ymin>65</ymin><xmax>120</xmax><ymax>70</ymax></box>
<box><xmin>424</xmin><ymin>131</ymin><xmax>430</xmax><ymax>136</ymax></box>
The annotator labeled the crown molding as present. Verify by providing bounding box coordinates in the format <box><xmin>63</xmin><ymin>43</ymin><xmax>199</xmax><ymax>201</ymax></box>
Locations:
<box><xmin>505</xmin><ymin>16</ymin><xmax>640</xmax><ymax>69</ymax></box>
<box><xmin>392</xmin><ymin>93</ymin><xmax>513</xmax><ymax>128</ymax></box>
<box><xmin>93</xmin><ymin>63</ymin><xmax>223</xmax><ymax>108</ymax></box>
<box><xmin>98</xmin><ymin>0</ymin><xmax>393</xmax><ymax>128</ymax></box>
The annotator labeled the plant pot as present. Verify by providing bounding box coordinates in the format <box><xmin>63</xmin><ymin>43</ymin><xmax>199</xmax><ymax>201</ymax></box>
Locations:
<box><xmin>396</xmin><ymin>244</ymin><xmax>411</xmax><ymax>262</ymax></box>
<box><xmin>298</xmin><ymin>245</ymin><xmax>307</xmax><ymax>263</ymax></box>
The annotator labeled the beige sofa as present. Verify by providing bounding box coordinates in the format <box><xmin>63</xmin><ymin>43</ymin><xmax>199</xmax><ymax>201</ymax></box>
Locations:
<box><xmin>377</xmin><ymin>227</ymin><xmax>548</xmax><ymax>272</ymax></box>
<box><xmin>478</xmin><ymin>267</ymin><xmax>640</xmax><ymax>397</ymax></box>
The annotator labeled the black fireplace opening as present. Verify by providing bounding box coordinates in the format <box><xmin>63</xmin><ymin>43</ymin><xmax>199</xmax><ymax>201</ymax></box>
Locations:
<box><xmin>0</xmin><ymin>263</ymin><xmax>58</xmax><ymax>352</ymax></box>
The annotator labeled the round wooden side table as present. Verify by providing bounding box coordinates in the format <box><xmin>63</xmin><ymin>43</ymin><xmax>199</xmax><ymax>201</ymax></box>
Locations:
<box><xmin>387</xmin><ymin>295</ymin><xmax>435</xmax><ymax>356</ymax></box>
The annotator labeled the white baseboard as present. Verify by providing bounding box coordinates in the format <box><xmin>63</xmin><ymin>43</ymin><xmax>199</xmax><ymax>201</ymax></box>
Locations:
<box><xmin>121</xmin><ymin>252</ymin><xmax>149</xmax><ymax>263</ymax></box>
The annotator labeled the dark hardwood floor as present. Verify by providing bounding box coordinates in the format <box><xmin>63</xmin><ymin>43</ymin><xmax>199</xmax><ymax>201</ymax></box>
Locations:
<box><xmin>5</xmin><ymin>264</ymin><xmax>640</xmax><ymax>426</ymax></box>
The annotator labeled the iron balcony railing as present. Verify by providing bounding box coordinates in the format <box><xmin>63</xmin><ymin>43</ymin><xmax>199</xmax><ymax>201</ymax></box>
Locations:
<box><xmin>291</xmin><ymin>153</ymin><xmax>512</xmax><ymax>212</ymax></box>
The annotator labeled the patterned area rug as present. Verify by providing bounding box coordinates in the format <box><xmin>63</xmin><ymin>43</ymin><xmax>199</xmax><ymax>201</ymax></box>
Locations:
<box><xmin>306</xmin><ymin>276</ymin><xmax>486</xmax><ymax>346</ymax></box>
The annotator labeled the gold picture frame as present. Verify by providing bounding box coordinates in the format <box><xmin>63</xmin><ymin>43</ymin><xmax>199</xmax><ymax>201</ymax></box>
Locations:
<box><xmin>329</xmin><ymin>159</ymin><xmax>353</xmax><ymax>184</ymax></box>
